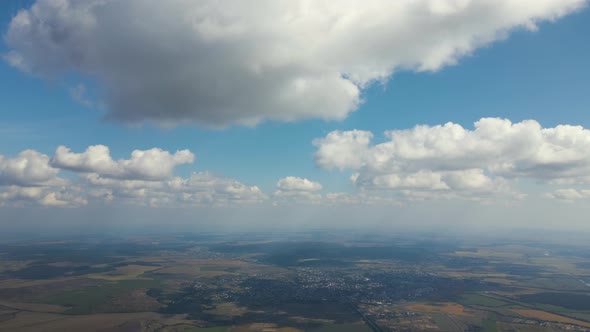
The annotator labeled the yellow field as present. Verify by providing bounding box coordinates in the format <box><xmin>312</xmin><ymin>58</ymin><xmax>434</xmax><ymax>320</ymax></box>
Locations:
<box><xmin>0</xmin><ymin>301</ymin><xmax>70</xmax><ymax>313</ymax></box>
<box><xmin>528</xmin><ymin>257</ymin><xmax>583</xmax><ymax>274</ymax></box>
<box><xmin>0</xmin><ymin>260</ymin><xmax>34</xmax><ymax>273</ymax></box>
<box><xmin>151</xmin><ymin>259</ymin><xmax>252</xmax><ymax>277</ymax></box>
<box><xmin>0</xmin><ymin>311</ymin><xmax>209</xmax><ymax>332</ymax></box>
<box><xmin>173</xmin><ymin>259</ymin><xmax>248</xmax><ymax>266</ymax></box>
<box><xmin>482</xmin><ymin>277</ymin><xmax>514</xmax><ymax>285</ymax></box>
<box><xmin>155</xmin><ymin>265</ymin><xmax>232</xmax><ymax>277</ymax></box>
<box><xmin>0</xmin><ymin>311</ymin><xmax>160</xmax><ymax>331</ymax></box>
<box><xmin>512</xmin><ymin>309</ymin><xmax>590</xmax><ymax>327</ymax></box>
<box><xmin>451</xmin><ymin>250</ymin><xmax>524</xmax><ymax>260</ymax></box>
<box><xmin>297</xmin><ymin>258</ymin><xmax>320</xmax><ymax>263</ymax></box>
<box><xmin>206</xmin><ymin>302</ymin><xmax>249</xmax><ymax>317</ymax></box>
<box><xmin>441</xmin><ymin>271</ymin><xmax>513</xmax><ymax>279</ymax></box>
<box><xmin>0</xmin><ymin>276</ymin><xmax>84</xmax><ymax>289</ymax></box>
<box><xmin>231</xmin><ymin>323</ymin><xmax>303</xmax><ymax>332</ymax></box>
<box><xmin>46</xmin><ymin>261</ymin><xmax>83</xmax><ymax>267</ymax></box>
<box><xmin>88</xmin><ymin>264</ymin><xmax>161</xmax><ymax>280</ymax></box>
<box><xmin>490</xmin><ymin>287</ymin><xmax>547</xmax><ymax>296</ymax></box>
<box><xmin>405</xmin><ymin>302</ymin><xmax>473</xmax><ymax>316</ymax></box>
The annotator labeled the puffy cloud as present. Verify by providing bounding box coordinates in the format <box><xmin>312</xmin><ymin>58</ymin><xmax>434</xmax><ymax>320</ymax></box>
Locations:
<box><xmin>313</xmin><ymin>131</ymin><xmax>372</xmax><ymax>170</ymax></box>
<box><xmin>547</xmin><ymin>189</ymin><xmax>590</xmax><ymax>202</ymax></box>
<box><xmin>0</xmin><ymin>150</ymin><xmax>62</xmax><ymax>186</ymax></box>
<box><xmin>0</xmin><ymin>150</ymin><xmax>85</xmax><ymax>207</ymax></box>
<box><xmin>0</xmin><ymin>145</ymin><xmax>265</xmax><ymax>207</ymax></box>
<box><xmin>314</xmin><ymin>118</ymin><xmax>590</xmax><ymax>199</ymax></box>
<box><xmin>51</xmin><ymin>145</ymin><xmax>195</xmax><ymax>180</ymax></box>
<box><xmin>323</xmin><ymin>192</ymin><xmax>401</xmax><ymax>206</ymax></box>
<box><xmin>276</xmin><ymin>176</ymin><xmax>322</xmax><ymax>192</ymax></box>
<box><xmin>274</xmin><ymin>176</ymin><xmax>322</xmax><ymax>204</ymax></box>
<box><xmin>39</xmin><ymin>190</ymin><xmax>87</xmax><ymax>207</ymax></box>
<box><xmin>82</xmin><ymin>172</ymin><xmax>266</xmax><ymax>207</ymax></box>
<box><xmin>5</xmin><ymin>0</ymin><xmax>586</xmax><ymax>126</ymax></box>
<box><xmin>181</xmin><ymin>172</ymin><xmax>267</xmax><ymax>205</ymax></box>
<box><xmin>0</xmin><ymin>185</ymin><xmax>86</xmax><ymax>207</ymax></box>
<box><xmin>272</xmin><ymin>181</ymin><xmax>400</xmax><ymax>206</ymax></box>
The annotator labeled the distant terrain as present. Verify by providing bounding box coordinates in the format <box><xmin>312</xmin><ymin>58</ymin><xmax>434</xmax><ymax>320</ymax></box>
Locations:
<box><xmin>0</xmin><ymin>232</ymin><xmax>589</xmax><ymax>331</ymax></box>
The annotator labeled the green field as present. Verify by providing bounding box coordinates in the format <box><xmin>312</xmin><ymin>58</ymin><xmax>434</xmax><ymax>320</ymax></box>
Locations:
<box><xmin>309</xmin><ymin>322</ymin><xmax>372</xmax><ymax>332</ymax></box>
<box><xmin>42</xmin><ymin>279</ymin><xmax>160</xmax><ymax>314</ymax></box>
<box><xmin>481</xmin><ymin>312</ymin><xmax>497</xmax><ymax>332</ymax></box>
<box><xmin>459</xmin><ymin>294</ymin><xmax>509</xmax><ymax>307</ymax></box>
<box><xmin>171</xmin><ymin>327</ymin><xmax>231</xmax><ymax>332</ymax></box>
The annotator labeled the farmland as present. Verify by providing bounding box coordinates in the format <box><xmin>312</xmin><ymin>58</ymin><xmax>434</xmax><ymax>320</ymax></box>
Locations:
<box><xmin>0</xmin><ymin>232</ymin><xmax>589</xmax><ymax>331</ymax></box>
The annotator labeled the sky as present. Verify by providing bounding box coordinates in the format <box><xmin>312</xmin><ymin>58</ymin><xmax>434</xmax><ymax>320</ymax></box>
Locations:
<box><xmin>1</xmin><ymin>0</ymin><xmax>590</xmax><ymax>234</ymax></box>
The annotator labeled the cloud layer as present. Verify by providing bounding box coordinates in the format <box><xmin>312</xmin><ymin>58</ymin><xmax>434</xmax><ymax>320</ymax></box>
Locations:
<box><xmin>276</xmin><ymin>176</ymin><xmax>322</xmax><ymax>192</ymax></box>
<box><xmin>3</xmin><ymin>118</ymin><xmax>590</xmax><ymax>206</ymax></box>
<box><xmin>0</xmin><ymin>150</ymin><xmax>62</xmax><ymax>186</ymax></box>
<box><xmin>5</xmin><ymin>0</ymin><xmax>586</xmax><ymax>126</ymax></box>
<box><xmin>314</xmin><ymin>118</ymin><xmax>590</xmax><ymax>199</ymax></box>
<box><xmin>83</xmin><ymin>172</ymin><xmax>266</xmax><ymax>207</ymax></box>
<box><xmin>0</xmin><ymin>146</ymin><xmax>262</xmax><ymax>207</ymax></box>
<box><xmin>52</xmin><ymin>145</ymin><xmax>194</xmax><ymax>180</ymax></box>
<box><xmin>547</xmin><ymin>189</ymin><xmax>590</xmax><ymax>202</ymax></box>
<box><xmin>274</xmin><ymin>176</ymin><xmax>323</xmax><ymax>204</ymax></box>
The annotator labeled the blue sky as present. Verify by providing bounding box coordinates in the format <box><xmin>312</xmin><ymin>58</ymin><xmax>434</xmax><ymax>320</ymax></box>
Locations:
<box><xmin>1</xmin><ymin>0</ymin><xmax>590</xmax><ymax>230</ymax></box>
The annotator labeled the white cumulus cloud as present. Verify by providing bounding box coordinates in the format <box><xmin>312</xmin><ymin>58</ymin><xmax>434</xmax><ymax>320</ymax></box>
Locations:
<box><xmin>0</xmin><ymin>145</ymin><xmax>263</xmax><ymax>207</ymax></box>
<box><xmin>274</xmin><ymin>176</ymin><xmax>323</xmax><ymax>204</ymax></box>
<box><xmin>51</xmin><ymin>145</ymin><xmax>195</xmax><ymax>180</ymax></box>
<box><xmin>82</xmin><ymin>172</ymin><xmax>266</xmax><ymax>207</ymax></box>
<box><xmin>314</xmin><ymin>118</ymin><xmax>590</xmax><ymax>199</ymax></box>
<box><xmin>547</xmin><ymin>188</ymin><xmax>590</xmax><ymax>202</ymax></box>
<box><xmin>0</xmin><ymin>185</ymin><xmax>87</xmax><ymax>207</ymax></box>
<box><xmin>276</xmin><ymin>176</ymin><xmax>323</xmax><ymax>192</ymax></box>
<box><xmin>0</xmin><ymin>150</ymin><xmax>62</xmax><ymax>186</ymax></box>
<box><xmin>4</xmin><ymin>0</ymin><xmax>586</xmax><ymax>126</ymax></box>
